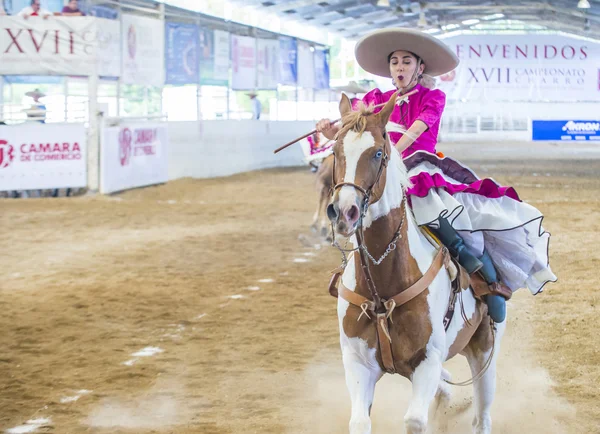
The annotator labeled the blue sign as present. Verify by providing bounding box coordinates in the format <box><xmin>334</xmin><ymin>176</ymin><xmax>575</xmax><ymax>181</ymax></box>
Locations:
<box><xmin>532</xmin><ymin>120</ymin><xmax>600</xmax><ymax>141</ymax></box>
<box><xmin>314</xmin><ymin>48</ymin><xmax>329</xmax><ymax>90</ymax></box>
<box><xmin>279</xmin><ymin>36</ymin><xmax>297</xmax><ymax>85</ymax></box>
<box><xmin>165</xmin><ymin>22</ymin><xmax>199</xmax><ymax>85</ymax></box>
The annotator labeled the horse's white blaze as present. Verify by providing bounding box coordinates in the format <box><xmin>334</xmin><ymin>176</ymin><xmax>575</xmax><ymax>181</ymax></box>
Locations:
<box><xmin>363</xmin><ymin>147</ymin><xmax>407</xmax><ymax>229</ymax></box>
<box><xmin>338</xmin><ymin>131</ymin><xmax>376</xmax><ymax>214</ymax></box>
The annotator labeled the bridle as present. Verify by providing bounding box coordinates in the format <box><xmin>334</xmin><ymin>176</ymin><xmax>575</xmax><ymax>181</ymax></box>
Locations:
<box><xmin>329</xmin><ymin>129</ymin><xmax>406</xmax><ymax>313</ymax></box>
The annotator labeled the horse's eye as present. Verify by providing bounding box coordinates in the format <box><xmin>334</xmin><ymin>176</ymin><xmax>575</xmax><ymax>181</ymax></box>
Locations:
<box><xmin>375</xmin><ymin>150</ymin><xmax>383</xmax><ymax>159</ymax></box>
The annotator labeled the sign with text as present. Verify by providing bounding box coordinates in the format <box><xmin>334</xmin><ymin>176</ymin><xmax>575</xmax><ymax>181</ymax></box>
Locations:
<box><xmin>437</xmin><ymin>34</ymin><xmax>600</xmax><ymax>102</ymax></box>
<box><xmin>0</xmin><ymin>16</ymin><xmax>120</xmax><ymax>76</ymax></box>
<box><xmin>532</xmin><ymin>120</ymin><xmax>600</xmax><ymax>141</ymax></box>
<box><xmin>100</xmin><ymin>123</ymin><xmax>168</xmax><ymax>194</ymax></box>
<box><xmin>0</xmin><ymin>123</ymin><xmax>87</xmax><ymax>191</ymax></box>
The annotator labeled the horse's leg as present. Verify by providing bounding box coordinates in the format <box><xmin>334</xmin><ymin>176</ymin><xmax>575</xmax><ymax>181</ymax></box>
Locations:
<box><xmin>464</xmin><ymin>319</ymin><xmax>506</xmax><ymax>434</ymax></box>
<box><xmin>319</xmin><ymin>186</ymin><xmax>333</xmax><ymax>240</ymax></box>
<box><xmin>433</xmin><ymin>367</ymin><xmax>452</xmax><ymax>414</ymax></box>
<box><xmin>404</xmin><ymin>346</ymin><xmax>443</xmax><ymax>434</ymax></box>
<box><xmin>342</xmin><ymin>346</ymin><xmax>382</xmax><ymax>434</ymax></box>
<box><xmin>311</xmin><ymin>184</ymin><xmax>321</xmax><ymax>233</ymax></box>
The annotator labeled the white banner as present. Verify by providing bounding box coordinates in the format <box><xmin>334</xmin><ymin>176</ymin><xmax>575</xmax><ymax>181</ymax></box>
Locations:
<box><xmin>437</xmin><ymin>34</ymin><xmax>600</xmax><ymax>102</ymax></box>
<box><xmin>231</xmin><ymin>35</ymin><xmax>256</xmax><ymax>90</ymax></box>
<box><xmin>121</xmin><ymin>14</ymin><xmax>165</xmax><ymax>86</ymax></box>
<box><xmin>256</xmin><ymin>39</ymin><xmax>279</xmax><ymax>90</ymax></box>
<box><xmin>213</xmin><ymin>30</ymin><xmax>230</xmax><ymax>82</ymax></box>
<box><xmin>0</xmin><ymin>16</ymin><xmax>108</xmax><ymax>76</ymax></box>
<box><xmin>97</xmin><ymin>18</ymin><xmax>121</xmax><ymax>77</ymax></box>
<box><xmin>0</xmin><ymin>123</ymin><xmax>87</xmax><ymax>191</ymax></box>
<box><xmin>297</xmin><ymin>41</ymin><xmax>315</xmax><ymax>89</ymax></box>
<box><xmin>100</xmin><ymin>123</ymin><xmax>168</xmax><ymax>194</ymax></box>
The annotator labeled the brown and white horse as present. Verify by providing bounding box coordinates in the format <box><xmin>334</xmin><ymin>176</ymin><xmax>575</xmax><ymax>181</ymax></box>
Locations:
<box><xmin>327</xmin><ymin>93</ymin><xmax>506</xmax><ymax>434</ymax></box>
<box><xmin>311</xmin><ymin>154</ymin><xmax>334</xmax><ymax>240</ymax></box>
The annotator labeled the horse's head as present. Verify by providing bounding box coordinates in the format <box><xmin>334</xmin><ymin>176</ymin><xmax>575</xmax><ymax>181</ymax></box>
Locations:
<box><xmin>327</xmin><ymin>92</ymin><xmax>399</xmax><ymax>237</ymax></box>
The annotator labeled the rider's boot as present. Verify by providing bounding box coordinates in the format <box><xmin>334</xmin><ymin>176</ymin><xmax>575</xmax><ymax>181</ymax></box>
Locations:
<box><xmin>478</xmin><ymin>250</ymin><xmax>507</xmax><ymax>323</ymax></box>
<box><xmin>429</xmin><ymin>215</ymin><xmax>483</xmax><ymax>274</ymax></box>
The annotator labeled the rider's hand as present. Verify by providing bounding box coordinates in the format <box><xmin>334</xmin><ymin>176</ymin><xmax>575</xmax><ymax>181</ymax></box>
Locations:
<box><xmin>316</xmin><ymin>119</ymin><xmax>338</xmax><ymax>140</ymax></box>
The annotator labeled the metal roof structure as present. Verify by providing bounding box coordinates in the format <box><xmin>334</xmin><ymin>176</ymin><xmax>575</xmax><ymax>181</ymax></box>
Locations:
<box><xmin>228</xmin><ymin>0</ymin><xmax>600</xmax><ymax>40</ymax></box>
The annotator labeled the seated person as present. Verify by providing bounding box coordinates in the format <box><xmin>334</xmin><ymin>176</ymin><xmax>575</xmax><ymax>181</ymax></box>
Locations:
<box><xmin>18</xmin><ymin>0</ymin><xmax>52</xmax><ymax>19</ymax></box>
<box><xmin>61</xmin><ymin>0</ymin><xmax>85</xmax><ymax>16</ymax></box>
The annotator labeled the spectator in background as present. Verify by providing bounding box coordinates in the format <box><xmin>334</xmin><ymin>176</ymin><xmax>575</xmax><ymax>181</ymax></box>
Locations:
<box><xmin>0</xmin><ymin>3</ymin><xmax>7</xmax><ymax>15</ymax></box>
<box><xmin>61</xmin><ymin>0</ymin><xmax>85</xmax><ymax>16</ymax></box>
<box><xmin>24</xmin><ymin>89</ymin><xmax>47</xmax><ymax>123</ymax></box>
<box><xmin>18</xmin><ymin>0</ymin><xmax>52</xmax><ymax>19</ymax></box>
<box><xmin>247</xmin><ymin>92</ymin><xmax>262</xmax><ymax>120</ymax></box>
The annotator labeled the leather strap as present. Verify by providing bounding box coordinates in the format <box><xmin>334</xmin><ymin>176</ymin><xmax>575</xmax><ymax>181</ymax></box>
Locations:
<box><xmin>377</xmin><ymin>313</ymin><xmax>395</xmax><ymax>373</ymax></box>
<box><xmin>337</xmin><ymin>247</ymin><xmax>450</xmax><ymax>373</ymax></box>
<box><xmin>388</xmin><ymin>247</ymin><xmax>448</xmax><ymax>307</ymax></box>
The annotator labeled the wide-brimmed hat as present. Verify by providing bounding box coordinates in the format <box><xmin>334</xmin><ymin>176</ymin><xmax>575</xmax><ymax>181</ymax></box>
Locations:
<box><xmin>246</xmin><ymin>91</ymin><xmax>258</xmax><ymax>97</ymax></box>
<box><xmin>25</xmin><ymin>89</ymin><xmax>46</xmax><ymax>99</ymax></box>
<box><xmin>355</xmin><ymin>28</ymin><xmax>459</xmax><ymax>77</ymax></box>
<box><xmin>332</xmin><ymin>81</ymin><xmax>369</xmax><ymax>95</ymax></box>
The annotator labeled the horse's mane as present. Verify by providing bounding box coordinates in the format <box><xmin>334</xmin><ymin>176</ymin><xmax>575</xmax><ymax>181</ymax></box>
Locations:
<box><xmin>336</xmin><ymin>101</ymin><xmax>376</xmax><ymax>140</ymax></box>
<box><xmin>336</xmin><ymin>101</ymin><xmax>412</xmax><ymax>191</ymax></box>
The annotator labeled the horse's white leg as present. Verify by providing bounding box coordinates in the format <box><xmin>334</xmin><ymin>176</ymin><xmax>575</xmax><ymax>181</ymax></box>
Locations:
<box><xmin>342</xmin><ymin>343</ymin><xmax>382</xmax><ymax>434</ymax></box>
<box><xmin>404</xmin><ymin>346</ymin><xmax>443</xmax><ymax>434</ymax></box>
<box><xmin>433</xmin><ymin>367</ymin><xmax>452</xmax><ymax>414</ymax></box>
<box><xmin>464</xmin><ymin>320</ymin><xmax>506</xmax><ymax>434</ymax></box>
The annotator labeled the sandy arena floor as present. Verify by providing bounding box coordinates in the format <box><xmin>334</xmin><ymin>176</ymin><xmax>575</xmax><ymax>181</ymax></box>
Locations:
<box><xmin>1</xmin><ymin>154</ymin><xmax>599</xmax><ymax>433</ymax></box>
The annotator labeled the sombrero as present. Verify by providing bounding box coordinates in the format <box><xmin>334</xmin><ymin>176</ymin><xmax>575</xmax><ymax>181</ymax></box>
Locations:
<box><xmin>25</xmin><ymin>89</ymin><xmax>46</xmax><ymax>99</ymax></box>
<box><xmin>331</xmin><ymin>81</ymin><xmax>369</xmax><ymax>94</ymax></box>
<box><xmin>355</xmin><ymin>28</ymin><xmax>459</xmax><ymax>77</ymax></box>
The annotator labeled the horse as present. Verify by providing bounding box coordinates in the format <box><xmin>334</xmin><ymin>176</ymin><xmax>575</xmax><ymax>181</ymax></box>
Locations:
<box><xmin>311</xmin><ymin>154</ymin><xmax>334</xmax><ymax>240</ymax></box>
<box><xmin>326</xmin><ymin>92</ymin><xmax>506</xmax><ymax>434</ymax></box>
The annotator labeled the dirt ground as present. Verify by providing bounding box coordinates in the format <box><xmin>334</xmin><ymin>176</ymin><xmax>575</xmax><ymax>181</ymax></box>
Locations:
<box><xmin>1</xmin><ymin>157</ymin><xmax>599</xmax><ymax>433</ymax></box>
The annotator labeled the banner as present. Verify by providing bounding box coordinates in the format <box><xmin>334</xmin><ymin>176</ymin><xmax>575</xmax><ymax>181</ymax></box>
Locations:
<box><xmin>231</xmin><ymin>35</ymin><xmax>256</xmax><ymax>90</ymax></box>
<box><xmin>256</xmin><ymin>38</ymin><xmax>279</xmax><ymax>90</ymax></box>
<box><xmin>97</xmin><ymin>18</ymin><xmax>121</xmax><ymax>77</ymax></box>
<box><xmin>199</xmin><ymin>29</ymin><xmax>229</xmax><ymax>86</ymax></box>
<box><xmin>314</xmin><ymin>48</ymin><xmax>329</xmax><ymax>89</ymax></box>
<box><xmin>279</xmin><ymin>36</ymin><xmax>297</xmax><ymax>85</ymax></box>
<box><xmin>437</xmin><ymin>34</ymin><xmax>600</xmax><ymax>102</ymax></box>
<box><xmin>532</xmin><ymin>120</ymin><xmax>600</xmax><ymax>141</ymax></box>
<box><xmin>297</xmin><ymin>41</ymin><xmax>314</xmax><ymax>89</ymax></box>
<box><xmin>121</xmin><ymin>14</ymin><xmax>165</xmax><ymax>86</ymax></box>
<box><xmin>0</xmin><ymin>123</ymin><xmax>87</xmax><ymax>191</ymax></box>
<box><xmin>165</xmin><ymin>22</ymin><xmax>199</xmax><ymax>85</ymax></box>
<box><xmin>0</xmin><ymin>16</ymin><xmax>106</xmax><ymax>76</ymax></box>
<box><xmin>100</xmin><ymin>123</ymin><xmax>169</xmax><ymax>194</ymax></box>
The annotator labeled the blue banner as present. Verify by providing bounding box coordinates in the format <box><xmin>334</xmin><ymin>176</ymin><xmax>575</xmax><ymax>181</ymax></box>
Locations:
<box><xmin>2</xmin><ymin>75</ymin><xmax>63</xmax><ymax>84</ymax></box>
<box><xmin>165</xmin><ymin>22</ymin><xmax>199</xmax><ymax>85</ymax></box>
<box><xmin>314</xmin><ymin>48</ymin><xmax>329</xmax><ymax>90</ymax></box>
<box><xmin>532</xmin><ymin>120</ymin><xmax>600</xmax><ymax>141</ymax></box>
<box><xmin>279</xmin><ymin>36</ymin><xmax>297</xmax><ymax>85</ymax></box>
<box><xmin>9</xmin><ymin>0</ymin><xmax>62</xmax><ymax>13</ymax></box>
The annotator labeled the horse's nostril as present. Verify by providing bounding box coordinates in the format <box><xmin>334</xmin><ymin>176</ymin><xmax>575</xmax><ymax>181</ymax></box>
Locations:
<box><xmin>327</xmin><ymin>203</ymin><xmax>338</xmax><ymax>221</ymax></box>
<box><xmin>345</xmin><ymin>205</ymin><xmax>359</xmax><ymax>224</ymax></box>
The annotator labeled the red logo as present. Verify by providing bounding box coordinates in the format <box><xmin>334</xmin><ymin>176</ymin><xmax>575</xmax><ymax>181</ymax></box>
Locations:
<box><xmin>127</xmin><ymin>25</ymin><xmax>136</xmax><ymax>59</ymax></box>
<box><xmin>119</xmin><ymin>128</ymin><xmax>132</xmax><ymax>166</ymax></box>
<box><xmin>0</xmin><ymin>139</ymin><xmax>15</xmax><ymax>168</ymax></box>
<box><xmin>440</xmin><ymin>70</ymin><xmax>456</xmax><ymax>82</ymax></box>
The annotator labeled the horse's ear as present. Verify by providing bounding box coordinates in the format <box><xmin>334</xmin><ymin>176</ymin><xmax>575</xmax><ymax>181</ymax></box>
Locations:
<box><xmin>339</xmin><ymin>93</ymin><xmax>352</xmax><ymax>117</ymax></box>
<box><xmin>378</xmin><ymin>90</ymin><xmax>399</xmax><ymax>126</ymax></box>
